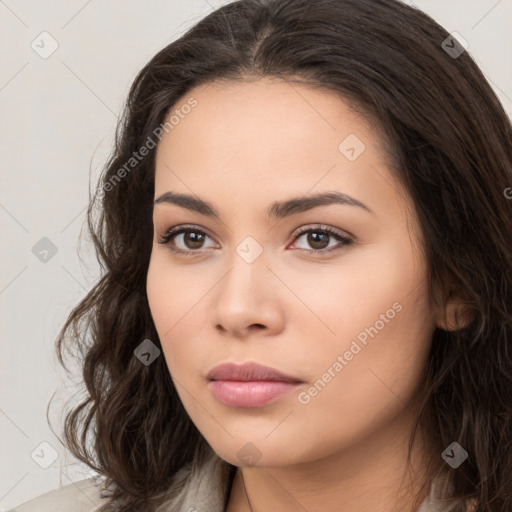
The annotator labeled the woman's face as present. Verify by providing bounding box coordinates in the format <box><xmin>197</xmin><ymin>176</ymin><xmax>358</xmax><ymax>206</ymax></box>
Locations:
<box><xmin>146</xmin><ymin>78</ymin><xmax>441</xmax><ymax>468</ymax></box>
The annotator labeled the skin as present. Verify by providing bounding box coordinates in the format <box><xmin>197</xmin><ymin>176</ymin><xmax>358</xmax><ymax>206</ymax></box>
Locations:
<box><xmin>146</xmin><ymin>78</ymin><xmax>463</xmax><ymax>512</ymax></box>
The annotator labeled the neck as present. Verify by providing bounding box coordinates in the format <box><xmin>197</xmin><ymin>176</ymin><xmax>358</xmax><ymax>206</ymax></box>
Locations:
<box><xmin>226</xmin><ymin>411</ymin><xmax>436</xmax><ymax>512</ymax></box>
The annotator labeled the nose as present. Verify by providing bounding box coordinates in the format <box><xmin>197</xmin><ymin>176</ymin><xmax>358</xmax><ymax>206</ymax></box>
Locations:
<box><xmin>212</xmin><ymin>245</ymin><xmax>285</xmax><ymax>339</ymax></box>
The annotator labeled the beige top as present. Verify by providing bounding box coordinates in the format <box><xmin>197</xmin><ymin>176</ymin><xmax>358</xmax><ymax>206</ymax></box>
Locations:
<box><xmin>8</xmin><ymin>449</ymin><xmax>472</xmax><ymax>512</ymax></box>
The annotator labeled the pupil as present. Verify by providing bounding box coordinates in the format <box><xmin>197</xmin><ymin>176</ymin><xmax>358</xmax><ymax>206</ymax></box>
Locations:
<box><xmin>186</xmin><ymin>232</ymin><xmax>204</xmax><ymax>249</ymax></box>
<box><xmin>309</xmin><ymin>232</ymin><xmax>329</xmax><ymax>249</ymax></box>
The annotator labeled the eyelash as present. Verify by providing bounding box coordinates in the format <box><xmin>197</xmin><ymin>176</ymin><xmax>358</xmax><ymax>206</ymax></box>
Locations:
<box><xmin>157</xmin><ymin>224</ymin><xmax>353</xmax><ymax>257</ymax></box>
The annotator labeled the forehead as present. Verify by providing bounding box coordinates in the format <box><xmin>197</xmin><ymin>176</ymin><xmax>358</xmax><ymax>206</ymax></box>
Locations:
<box><xmin>156</xmin><ymin>79</ymin><xmax>382</xmax><ymax>175</ymax></box>
<box><xmin>152</xmin><ymin>78</ymin><xmax>410</xmax><ymax>228</ymax></box>
<box><xmin>159</xmin><ymin>78</ymin><xmax>371</xmax><ymax>149</ymax></box>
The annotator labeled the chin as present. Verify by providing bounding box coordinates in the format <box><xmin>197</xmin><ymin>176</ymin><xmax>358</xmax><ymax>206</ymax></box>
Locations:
<box><xmin>207</xmin><ymin>435</ymin><xmax>307</xmax><ymax>468</ymax></box>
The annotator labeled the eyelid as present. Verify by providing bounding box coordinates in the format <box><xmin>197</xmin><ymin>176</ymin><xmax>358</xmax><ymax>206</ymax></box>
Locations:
<box><xmin>290</xmin><ymin>224</ymin><xmax>353</xmax><ymax>242</ymax></box>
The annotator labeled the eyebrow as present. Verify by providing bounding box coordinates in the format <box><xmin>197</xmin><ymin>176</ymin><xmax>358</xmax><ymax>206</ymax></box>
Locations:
<box><xmin>153</xmin><ymin>190</ymin><xmax>374</xmax><ymax>220</ymax></box>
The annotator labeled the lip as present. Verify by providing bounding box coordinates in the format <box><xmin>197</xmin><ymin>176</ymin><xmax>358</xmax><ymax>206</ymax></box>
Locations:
<box><xmin>207</xmin><ymin>361</ymin><xmax>302</xmax><ymax>383</ymax></box>
<box><xmin>207</xmin><ymin>362</ymin><xmax>303</xmax><ymax>408</ymax></box>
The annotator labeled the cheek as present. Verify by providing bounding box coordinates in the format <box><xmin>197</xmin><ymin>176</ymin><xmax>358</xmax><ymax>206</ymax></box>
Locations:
<box><xmin>293</xmin><ymin>238</ymin><xmax>431</xmax><ymax>373</ymax></box>
<box><xmin>146</xmin><ymin>256</ymin><xmax>182</xmax><ymax>361</ymax></box>
<box><xmin>146</xmin><ymin>254</ymin><xmax>212</xmax><ymax>382</ymax></box>
<box><xmin>289</xmin><ymin>236</ymin><xmax>432</xmax><ymax>356</ymax></box>
<box><xmin>294</xmin><ymin>242</ymin><xmax>434</xmax><ymax>428</ymax></box>
<box><xmin>146</xmin><ymin>252</ymin><xmax>204</xmax><ymax>331</ymax></box>
<box><xmin>146</xmin><ymin>256</ymin><xmax>174</xmax><ymax>339</ymax></box>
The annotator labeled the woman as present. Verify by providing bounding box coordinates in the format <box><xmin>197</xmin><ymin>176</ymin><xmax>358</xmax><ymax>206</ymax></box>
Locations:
<box><xmin>12</xmin><ymin>0</ymin><xmax>512</xmax><ymax>510</ymax></box>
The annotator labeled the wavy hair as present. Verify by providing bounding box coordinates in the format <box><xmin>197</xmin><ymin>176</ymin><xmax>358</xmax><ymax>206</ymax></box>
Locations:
<box><xmin>51</xmin><ymin>0</ymin><xmax>512</xmax><ymax>510</ymax></box>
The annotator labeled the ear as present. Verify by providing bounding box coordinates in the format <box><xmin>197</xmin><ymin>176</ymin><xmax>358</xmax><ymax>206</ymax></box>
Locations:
<box><xmin>434</xmin><ymin>287</ymin><xmax>474</xmax><ymax>331</ymax></box>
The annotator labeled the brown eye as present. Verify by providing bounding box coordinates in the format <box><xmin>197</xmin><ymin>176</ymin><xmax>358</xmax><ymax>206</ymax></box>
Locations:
<box><xmin>157</xmin><ymin>224</ymin><xmax>352</xmax><ymax>257</ymax></box>
<box><xmin>305</xmin><ymin>231</ymin><xmax>330</xmax><ymax>250</ymax></box>
<box><xmin>181</xmin><ymin>231</ymin><xmax>206</xmax><ymax>249</ymax></box>
<box><xmin>157</xmin><ymin>226</ymin><xmax>216</xmax><ymax>255</ymax></box>
<box><xmin>290</xmin><ymin>226</ymin><xmax>353</xmax><ymax>254</ymax></box>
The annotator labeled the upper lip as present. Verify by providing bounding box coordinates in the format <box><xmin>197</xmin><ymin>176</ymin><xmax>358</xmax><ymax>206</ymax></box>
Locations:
<box><xmin>207</xmin><ymin>362</ymin><xmax>303</xmax><ymax>383</ymax></box>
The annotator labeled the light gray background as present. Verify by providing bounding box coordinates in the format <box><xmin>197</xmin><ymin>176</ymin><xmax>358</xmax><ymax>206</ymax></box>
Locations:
<box><xmin>1</xmin><ymin>0</ymin><xmax>511</xmax><ymax>509</ymax></box>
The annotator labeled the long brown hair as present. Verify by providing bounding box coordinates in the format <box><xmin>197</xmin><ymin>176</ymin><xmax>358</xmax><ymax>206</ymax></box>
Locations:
<box><xmin>51</xmin><ymin>0</ymin><xmax>512</xmax><ymax>510</ymax></box>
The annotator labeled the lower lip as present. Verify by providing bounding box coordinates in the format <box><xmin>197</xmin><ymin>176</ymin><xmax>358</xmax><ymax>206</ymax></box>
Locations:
<box><xmin>208</xmin><ymin>380</ymin><xmax>301</xmax><ymax>408</ymax></box>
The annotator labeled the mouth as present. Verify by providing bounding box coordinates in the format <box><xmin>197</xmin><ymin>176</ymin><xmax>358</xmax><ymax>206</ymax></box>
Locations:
<box><xmin>206</xmin><ymin>361</ymin><xmax>304</xmax><ymax>408</ymax></box>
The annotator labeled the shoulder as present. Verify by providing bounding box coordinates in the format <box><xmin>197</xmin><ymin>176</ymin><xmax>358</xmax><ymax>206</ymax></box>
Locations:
<box><xmin>170</xmin><ymin>449</ymin><xmax>236</xmax><ymax>512</ymax></box>
<box><xmin>9</xmin><ymin>450</ymin><xmax>235</xmax><ymax>512</ymax></box>
<box><xmin>8</xmin><ymin>477</ymin><xmax>112</xmax><ymax>512</ymax></box>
